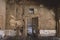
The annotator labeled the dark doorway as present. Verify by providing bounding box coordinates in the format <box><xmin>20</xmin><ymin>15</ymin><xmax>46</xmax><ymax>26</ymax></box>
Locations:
<box><xmin>32</xmin><ymin>17</ymin><xmax>38</xmax><ymax>37</ymax></box>
<box><xmin>27</xmin><ymin>17</ymin><xmax>38</xmax><ymax>40</ymax></box>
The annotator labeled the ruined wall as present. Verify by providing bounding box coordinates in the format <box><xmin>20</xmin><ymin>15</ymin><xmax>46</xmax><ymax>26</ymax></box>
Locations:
<box><xmin>0</xmin><ymin>0</ymin><xmax>6</xmax><ymax>30</ymax></box>
<box><xmin>6</xmin><ymin>0</ymin><xmax>16</xmax><ymax>29</ymax></box>
<box><xmin>23</xmin><ymin>3</ymin><xmax>56</xmax><ymax>36</ymax></box>
<box><xmin>39</xmin><ymin>7</ymin><xmax>56</xmax><ymax>30</ymax></box>
<box><xmin>6</xmin><ymin>1</ymin><xmax>24</xmax><ymax>29</ymax></box>
<box><xmin>6</xmin><ymin>1</ymin><xmax>56</xmax><ymax>31</ymax></box>
<box><xmin>24</xmin><ymin>4</ymin><xmax>56</xmax><ymax>30</ymax></box>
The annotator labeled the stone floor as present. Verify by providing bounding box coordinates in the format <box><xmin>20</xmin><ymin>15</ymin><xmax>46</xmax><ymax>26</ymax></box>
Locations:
<box><xmin>0</xmin><ymin>36</ymin><xmax>60</xmax><ymax>40</ymax></box>
<box><xmin>27</xmin><ymin>36</ymin><xmax>59</xmax><ymax>40</ymax></box>
<box><xmin>38</xmin><ymin>37</ymin><xmax>59</xmax><ymax>40</ymax></box>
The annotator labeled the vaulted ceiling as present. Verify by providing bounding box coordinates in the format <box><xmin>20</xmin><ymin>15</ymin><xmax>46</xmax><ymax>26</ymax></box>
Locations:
<box><xmin>16</xmin><ymin>0</ymin><xmax>60</xmax><ymax>7</ymax></box>
<box><xmin>31</xmin><ymin>0</ymin><xmax>60</xmax><ymax>7</ymax></box>
<box><xmin>7</xmin><ymin>0</ymin><xmax>60</xmax><ymax>8</ymax></box>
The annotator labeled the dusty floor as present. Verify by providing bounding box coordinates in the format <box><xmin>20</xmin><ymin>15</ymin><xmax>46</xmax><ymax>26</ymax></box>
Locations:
<box><xmin>1</xmin><ymin>36</ymin><xmax>60</xmax><ymax>40</ymax></box>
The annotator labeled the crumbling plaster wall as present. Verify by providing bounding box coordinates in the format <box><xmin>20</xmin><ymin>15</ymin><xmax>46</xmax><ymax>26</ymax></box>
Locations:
<box><xmin>6</xmin><ymin>2</ymin><xmax>16</xmax><ymax>29</ymax></box>
<box><xmin>0</xmin><ymin>0</ymin><xmax>6</xmax><ymax>30</ymax></box>
<box><xmin>6</xmin><ymin>1</ymin><xmax>23</xmax><ymax>29</ymax></box>
<box><xmin>39</xmin><ymin>7</ymin><xmax>56</xmax><ymax>30</ymax></box>
<box><xmin>24</xmin><ymin>4</ymin><xmax>56</xmax><ymax>30</ymax></box>
<box><xmin>6</xmin><ymin>1</ymin><xmax>56</xmax><ymax>30</ymax></box>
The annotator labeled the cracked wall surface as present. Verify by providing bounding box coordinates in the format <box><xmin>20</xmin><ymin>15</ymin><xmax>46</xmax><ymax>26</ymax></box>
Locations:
<box><xmin>39</xmin><ymin>7</ymin><xmax>56</xmax><ymax>30</ymax></box>
<box><xmin>0</xmin><ymin>0</ymin><xmax>6</xmax><ymax>30</ymax></box>
<box><xmin>6</xmin><ymin>1</ymin><xmax>56</xmax><ymax>30</ymax></box>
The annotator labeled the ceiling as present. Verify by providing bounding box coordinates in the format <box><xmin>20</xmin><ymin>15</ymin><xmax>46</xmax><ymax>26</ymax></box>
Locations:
<box><xmin>32</xmin><ymin>0</ymin><xmax>60</xmax><ymax>7</ymax></box>
<box><xmin>16</xmin><ymin>0</ymin><xmax>60</xmax><ymax>7</ymax></box>
<box><xmin>7</xmin><ymin>0</ymin><xmax>60</xmax><ymax>8</ymax></box>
